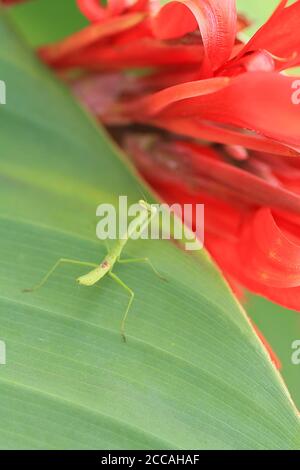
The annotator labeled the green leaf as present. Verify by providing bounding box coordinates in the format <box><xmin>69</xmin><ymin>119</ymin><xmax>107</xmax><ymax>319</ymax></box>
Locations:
<box><xmin>236</xmin><ymin>0</ymin><xmax>281</xmax><ymax>32</ymax></box>
<box><xmin>248</xmin><ymin>296</ymin><xmax>300</xmax><ymax>411</ymax></box>
<box><xmin>0</xmin><ymin>11</ymin><xmax>299</xmax><ymax>450</ymax></box>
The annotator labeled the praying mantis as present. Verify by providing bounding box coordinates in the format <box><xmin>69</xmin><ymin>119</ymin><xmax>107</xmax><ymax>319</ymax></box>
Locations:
<box><xmin>23</xmin><ymin>200</ymin><xmax>165</xmax><ymax>341</ymax></box>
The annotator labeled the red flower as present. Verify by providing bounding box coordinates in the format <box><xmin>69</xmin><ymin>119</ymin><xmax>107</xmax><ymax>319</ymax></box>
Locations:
<box><xmin>124</xmin><ymin>135</ymin><xmax>300</xmax><ymax>314</ymax></box>
<box><xmin>39</xmin><ymin>0</ymin><xmax>300</xmax><ymax>318</ymax></box>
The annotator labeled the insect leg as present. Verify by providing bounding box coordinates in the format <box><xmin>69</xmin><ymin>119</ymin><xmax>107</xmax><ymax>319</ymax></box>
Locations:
<box><xmin>23</xmin><ymin>258</ymin><xmax>98</xmax><ymax>293</ymax></box>
<box><xmin>117</xmin><ymin>257</ymin><xmax>166</xmax><ymax>281</ymax></box>
<box><xmin>108</xmin><ymin>271</ymin><xmax>134</xmax><ymax>342</ymax></box>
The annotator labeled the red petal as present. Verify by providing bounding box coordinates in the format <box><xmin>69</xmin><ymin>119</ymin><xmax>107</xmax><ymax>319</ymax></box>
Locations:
<box><xmin>59</xmin><ymin>39</ymin><xmax>203</xmax><ymax>70</ymax></box>
<box><xmin>149</xmin><ymin>118</ymin><xmax>299</xmax><ymax>157</ymax></box>
<box><xmin>128</xmin><ymin>76</ymin><xmax>230</xmax><ymax>115</ymax></box>
<box><xmin>77</xmin><ymin>0</ymin><xmax>107</xmax><ymax>21</ymax></box>
<box><xmin>133</xmin><ymin>72</ymin><xmax>300</xmax><ymax>148</ymax></box>
<box><xmin>151</xmin><ymin>0</ymin><xmax>237</xmax><ymax>72</ymax></box>
<box><xmin>39</xmin><ymin>12</ymin><xmax>145</xmax><ymax>64</ymax></box>
<box><xmin>107</xmin><ymin>0</ymin><xmax>129</xmax><ymax>16</ymax></box>
<box><xmin>240</xmin><ymin>0</ymin><xmax>300</xmax><ymax>70</ymax></box>
<box><xmin>206</xmin><ymin>229</ymin><xmax>300</xmax><ymax>311</ymax></box>
<box><xmin>77</xmin><ymin>0</ymin><xmax>142</xmax><ymax>22</ymax></box>
<box><xmin>238</xmin><ymin>208</ymin><xmax>300</xmax><ymax>288</ymax></box>
<box><xmin>176</xmin><ymin>141</ymin><xmax>300</xmax><ymax>215</ymax></box>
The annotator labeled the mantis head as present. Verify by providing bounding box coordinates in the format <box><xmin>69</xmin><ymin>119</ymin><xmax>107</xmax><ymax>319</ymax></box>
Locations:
<box><xmin>138</xmin><ymin>199</ymin><xmax>157</xmax><ymax>216</ymax></box>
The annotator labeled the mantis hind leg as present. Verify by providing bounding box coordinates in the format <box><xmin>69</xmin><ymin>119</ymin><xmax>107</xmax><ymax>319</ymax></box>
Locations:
<box><xmin>23</xmin><ymin>258</ymin><xmax>98</xmax><ymax>293</ymax></box>
<box><xmin>117</xmin><ymin>257</ymin><xmax>166</xmax><ymax>281</ymax></box>
<box><xmin>109</xmin><ymin>271</ymin><xmax>134</xmax><ymax>342</ymax></box>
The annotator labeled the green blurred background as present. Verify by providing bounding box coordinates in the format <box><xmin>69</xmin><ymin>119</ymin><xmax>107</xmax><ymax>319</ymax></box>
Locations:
<box><xmin>6</xmin><ymin>0</ymin><xmax>300</xmax><ymax>409</ymax></box>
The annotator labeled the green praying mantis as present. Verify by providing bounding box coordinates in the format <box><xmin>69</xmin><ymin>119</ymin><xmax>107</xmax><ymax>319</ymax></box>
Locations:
<box><xmin>23</xmin><ymin>200</ymin><xmax>165</xmax><ymax>342</ymax></box>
